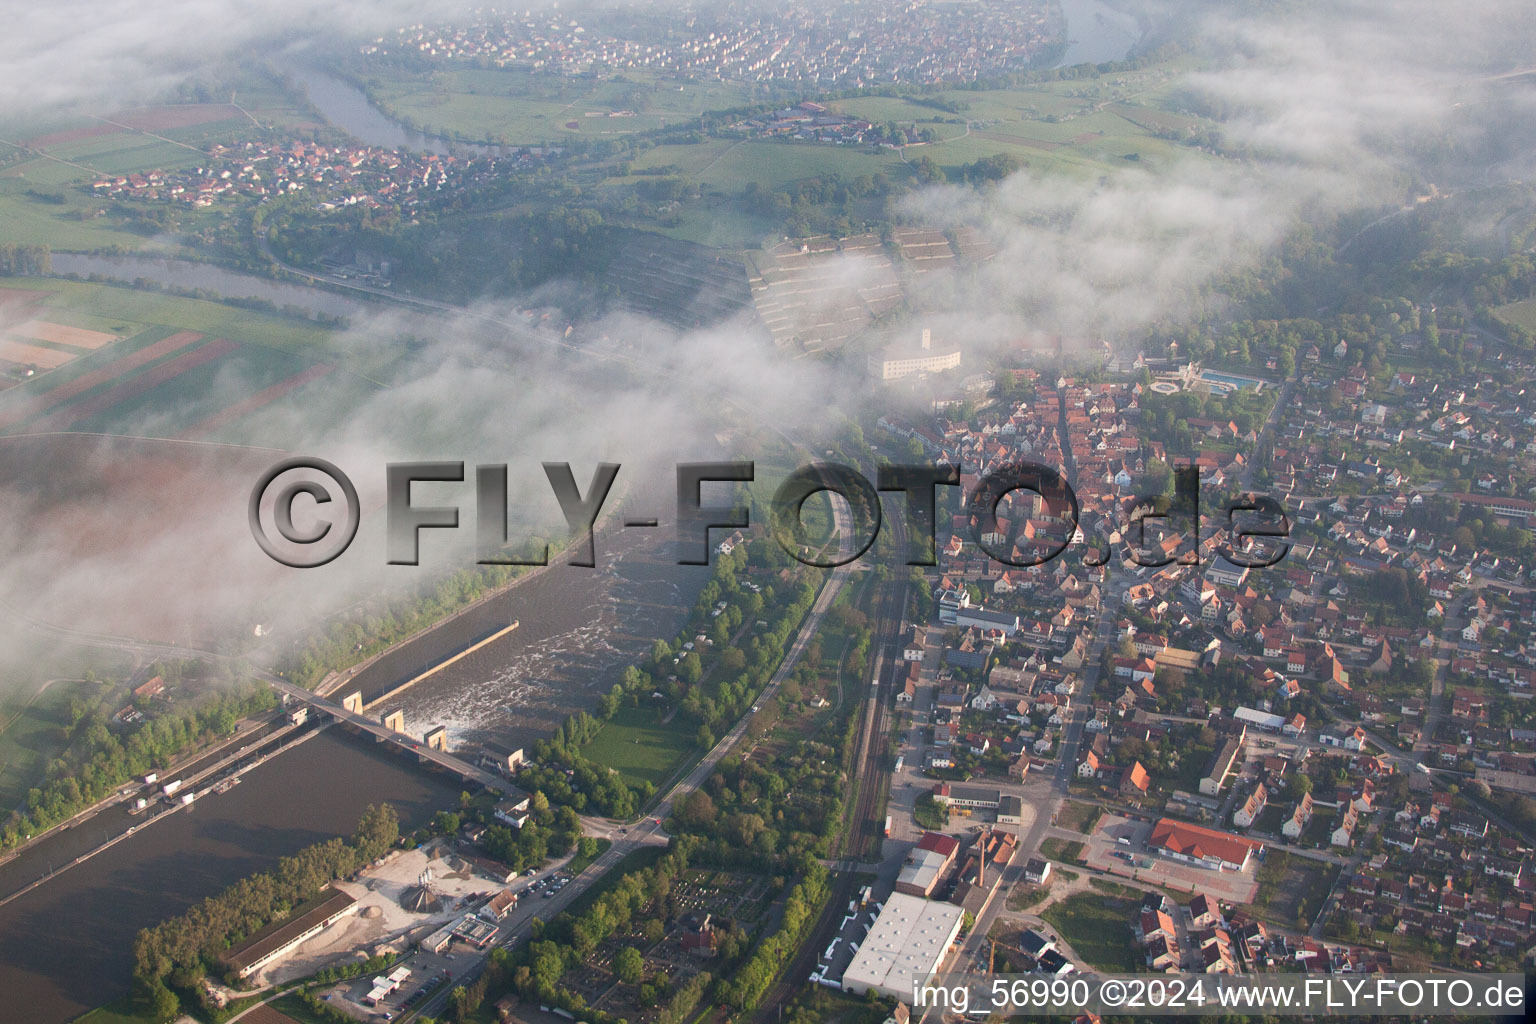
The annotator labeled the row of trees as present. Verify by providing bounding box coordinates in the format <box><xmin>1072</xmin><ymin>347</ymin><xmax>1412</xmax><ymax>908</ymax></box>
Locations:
<box><xmin>717</xmin><ymin>865</ymin><xmax>829</xmax><ymax>1011</ymax></box>
<box><xmin>0</xmin><ymin>243</ymin><xmax>51</xmax><ymax>276</ymax></box>
<box><xmin>529</xmin><ymin>539</ymin><xmax>821</xmax><ymax>819</ymax></box>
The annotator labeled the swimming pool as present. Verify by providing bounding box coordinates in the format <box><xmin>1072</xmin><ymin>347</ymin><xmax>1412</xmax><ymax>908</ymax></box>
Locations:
<box><xmin>1200</xmin><ymin>370</ymin><xmax>1266</xmax><ymax>391</ymax></box>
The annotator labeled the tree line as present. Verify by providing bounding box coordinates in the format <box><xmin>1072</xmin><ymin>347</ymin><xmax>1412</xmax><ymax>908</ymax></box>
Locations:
<box><xmin>0</xmin><ymin>244</ymin><xmax>51</xmax><ymax>276</ymax></box>
<box><xmin>0</xmin><ymin>684</ymin><xmax>277</xmax><ymax>853</ymax></box>
<box><xmin>527</xmin><ymin>539</ymin><xmax>821</xmax><ymax>819</ymax></box>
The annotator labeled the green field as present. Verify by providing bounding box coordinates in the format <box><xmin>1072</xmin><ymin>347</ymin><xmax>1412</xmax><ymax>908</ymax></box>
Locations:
<box><xmin>0</xmin><ymin>180</ymin><xmax>190</xmax><ymax>252</ymax></box>
<box><xmin>826</xmin><ymin>88</ymin><xmax>1208</xmax><ymax>180</ymax></box>
<box><xmin>0</xmin><ymin>278</ymin><xmax>335</xmax><ymax>355</ymax></box>
<box><xmin>1494</xmin><ymin>299</ymin><xmax>1536</xmax><ymax>333</ymax></box>
<box><xmin>0</xmin><ymin>279</ymin><xmax>382</xmax><ymax>444</ymax></box>
<box><xmin>364</xmin><ymin>66</ymin><xmax>758</xmax><ymax>145</ymax></box>
<box><xmin>1041</xmin><ymin>891</ymin><xmax>1139</xmax><ymax>972</ymax></box>
<box><xmin>0</xmin><ymin>678</ymin><xmax>99</xmax><ymax>810</ymax></box>
<box><xmin>638</xmin><ymin>198</ymin><xmax>779</xmax><ymax>248</ymax></box>
<box><xmin>631</xmin><ymin>137</ymin><xmax>909</xmax><ymax>194</ymax></box>
<box><xmin>581</xmin><ymin>702</ymin><xmax>699</xmax><ymax>790</ymax></box>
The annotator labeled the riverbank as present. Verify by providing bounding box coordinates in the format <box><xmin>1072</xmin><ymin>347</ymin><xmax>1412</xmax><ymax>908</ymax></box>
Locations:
<box><xmin>0</xmin><ymin>727</ymin><xmax>466</xmax><ymax>1024</ymax></box>
<box><xmin>0</xmin><ymin>720</ymin><xmax>325</xmax><ymax>912</ymax></box>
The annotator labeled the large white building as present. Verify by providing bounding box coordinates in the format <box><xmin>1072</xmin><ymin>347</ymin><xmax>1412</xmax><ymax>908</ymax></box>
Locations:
<box><xmin>840</xmin><ymin>892</ymin><xmax>965</xmax><ymax>999</ymax></box>
<box><xmin>868</xmin><ymin>328</ymin><xmax>962</xmax><ymax>381</ymax></box>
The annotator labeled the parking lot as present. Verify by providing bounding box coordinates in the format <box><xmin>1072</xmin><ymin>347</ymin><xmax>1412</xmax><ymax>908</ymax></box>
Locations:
<box><xmin>299</xmin><ymin>853</ymin><xmax>585</xmax><ymax>1020</ymax></box>
<box><xmin>1081</xmin><ymin>814</ymin><xmax>1260</xmax><ymax>904</ymax></box>
<box><xmin>811</xmin><ymin>888</ymin><xmax>882</xmax><ymax>985</ymax></box>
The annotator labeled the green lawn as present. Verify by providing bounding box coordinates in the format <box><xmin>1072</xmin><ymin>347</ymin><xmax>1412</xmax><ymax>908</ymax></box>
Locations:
<box><xmin>71</xmin><ymin>1000</ymin><xmax>157</xmax><ymax>1024</ymax></box>
<box><xmin>1041</xmin><ymin>892</ymin><xmax>1139</xmax><ymax>973</ymax></box>
<box><xmin>581</xmin><ymin>702</ymin><xmax>699</xmax><ymax>790</ymax></box>
<box><xmin>0</xmin><ymin>678</ymin><xmax>98</xmax><ymax>810</ymax></box>
<box><xmin>366</xmin><ymin>66</ymin><xmax>757</xmax><ymax>145</ymax></box>
<box><xmin>1039</xmin><ymin>837</ymin><xmax>1085</xmax><ymax>864</ymax></box>
<box><xmin>1494</xmin><ymin>299</ymin><xmax>1536</xmax><ymax>333</ymax></box>
<box><xmin>913</xmin><ymin>792</ymin><xmax>948</xmax><ymax>830</ymax></box>
<box><xmin>567</xmin><ymin>837</ymin><xmax>612</xmax><ymax>876</ymax></box>
<box><xmin>1007</xmin><ymin>883</ymin><xmax>1051</xmax><ymax>912</ymax></box>
<box><xmin>1055</xmin><ymin>800</ymin><xmax>1103</xmax><ymax>834</ymax></box>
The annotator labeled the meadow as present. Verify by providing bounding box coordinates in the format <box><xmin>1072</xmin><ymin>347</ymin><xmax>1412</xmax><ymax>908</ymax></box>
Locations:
<box><xmin>0</xmin><ymin>678</ymin><xmax>101</xmax><ymax>810</ymax></box>
<box><xmin>1494</xmin><ymin>298</ymin><xmax>1536</xmax><ymax>333</ymax></box>
<box><xmin>0</xmin><ymin>279</ymin><xmax>375</xmax><ymax>445</ymax></box>
<box><xmin>581</xmin><ymin>702</ymin><xmax>700</xmax><ymax>791</ymax></box>
<box><xmin>364</xmin><ymin>66</ymin><xmax>759</xmax><ymax>145</ymax></box>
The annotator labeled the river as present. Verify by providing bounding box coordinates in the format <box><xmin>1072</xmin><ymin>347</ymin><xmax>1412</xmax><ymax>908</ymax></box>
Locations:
<box><xmin>1055</xmin><ymin>0</ymin><xmax>1145</xmax><ymax>67</ymax></box>
<box><xmin>50</xmin><ymin>253</ymin><xmax>372</xmax><ymax>322</ymax></box>
<box><xmin>1</xmin><ymin>490</ymin><xmax>704</xmax><ymax>1023</ymax></box>
<box><xmin>0</xmin><ymin>728</ymin><xmax>465</xmax><ymax>1024</ymax></box>
<box><xmin>342</xmin><ymin>516</ymin><xmax>704</xmax><ymax>753</ymax></box>
<box><xmin>276</xmin><ymin>60</ymin><xmax>522</xmax><ymax>159</ymax></box>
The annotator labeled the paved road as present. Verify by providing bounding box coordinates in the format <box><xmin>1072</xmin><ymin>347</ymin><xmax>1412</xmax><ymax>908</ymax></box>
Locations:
<box><xmin>942</xmin><ymin>580</ymin><xmax>1126</xmax><ymax>987</ymax></box>
<box><xmin>1240</xmin><ymin>368</ymin><xmax>1297</xmax><ymax>491</ymax></box>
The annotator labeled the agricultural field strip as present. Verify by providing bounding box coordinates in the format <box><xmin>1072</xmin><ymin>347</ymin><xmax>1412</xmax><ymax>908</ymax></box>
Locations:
<box><xmin>0</xmin><ymin>340</ymin><xmax>76</xmax><ymax>369</ymax></box>
<box><xmin>30</xmin><ymin>338</ymin><xmax>240</xmax><ymax>433</ymax></box>
<box><xmin>0</xmin><ymin>330</ymin><xmax>204</xmax><ymax>429</ymax></box>
<box><xmin>178</xmin><ymin>361</ymin><xmax>336</xmax><ymax>440</ymax></box>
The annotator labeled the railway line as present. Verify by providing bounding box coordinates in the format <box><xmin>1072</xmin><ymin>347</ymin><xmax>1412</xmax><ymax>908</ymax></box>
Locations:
<box><xmin>751</xmin><ymin>526</ymin><xmax>908</xmax><ymax>1022</ymax></box>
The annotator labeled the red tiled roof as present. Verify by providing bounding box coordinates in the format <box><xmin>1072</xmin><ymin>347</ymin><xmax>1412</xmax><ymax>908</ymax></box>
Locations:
<box><xmin>1149</xmin><ymin>818</ymin><xmax>1262</xmax><ymax>867</ymax></box>
<box><xmin>917</xmin><ymin>831</ymin><xmax>960</xmax><ymax>857</ymax></box>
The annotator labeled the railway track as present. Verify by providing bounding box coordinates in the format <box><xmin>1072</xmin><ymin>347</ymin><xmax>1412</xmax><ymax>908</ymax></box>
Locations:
<box><xmin>751</xmin><ymin>544</ymin><xmax>908</xmax><ymax>1022</ymax></box>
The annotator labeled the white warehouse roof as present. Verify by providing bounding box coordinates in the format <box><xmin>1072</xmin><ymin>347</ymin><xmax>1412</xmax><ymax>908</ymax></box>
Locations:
<box><xmin>840</xmin><ymin>892</ymin><xmax>964</xmax><ymax>999</ymax></box>
<box><xmin>1233</xmin><ymin>706</ymin><xmax>1285</xmax><ymax>731</ymax></box>
<box><xmin>896</xmin><ymin>848</ymin><xmax>949</xmax><ymax>895</ymax></box>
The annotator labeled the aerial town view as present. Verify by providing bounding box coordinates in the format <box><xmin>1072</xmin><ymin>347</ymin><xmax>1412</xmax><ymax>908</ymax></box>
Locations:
<box><xmin>1</xmin><ymin>1</ymin><xmax>1535</xmax><ymax>1023</ymax></box>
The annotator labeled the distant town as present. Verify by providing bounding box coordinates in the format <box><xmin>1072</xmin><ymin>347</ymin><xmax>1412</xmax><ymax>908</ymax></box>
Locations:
<box><xmin>364</xmin><ymin>0</ymin><xmax>1058</xmax><ymax>87</ymax></box>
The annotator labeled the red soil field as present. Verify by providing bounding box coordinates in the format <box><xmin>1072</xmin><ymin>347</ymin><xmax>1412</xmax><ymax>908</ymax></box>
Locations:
<box><xmin>0</xmin><ymin>330</ymin><xmax>203</xmax><ymax>430</ymax></box>
<box><xmin>0</xmin><ymin>288</ymin><xmax>51</xmax><ymax>314</ymax></box>
<box><xmin>22</xmin><ymin>123</ymin><xmax>117</xmax><ymax>148</ymax></box>
<box><xmin>24</xmin><ymin>104</ymin><xmax>243</xmax><ymax>148</ymax></box>
<box><xmin>181</xmin><ymin>361</ymin><xmax>336</xmax><ymax>440</ymax></box>
<box><xmin>28</xmin><ymin>337</ymin><xmax>239</xmax><ymax>433</ymax></box>
<box><xmin>113</xmin><ymin>104</ymin><xmax>243</xmax><ymax>133</ymax></box>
